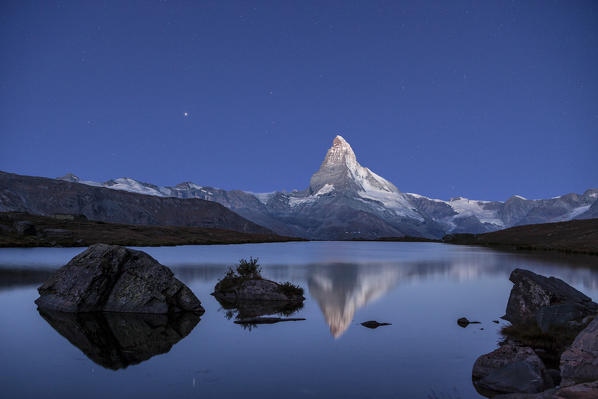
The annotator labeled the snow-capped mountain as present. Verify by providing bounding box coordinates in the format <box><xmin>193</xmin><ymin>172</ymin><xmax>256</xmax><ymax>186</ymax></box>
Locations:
<box><xmin>57</xmin><ymin>136</ymin><xmax>598</xmax><ymax>239</ymax></box>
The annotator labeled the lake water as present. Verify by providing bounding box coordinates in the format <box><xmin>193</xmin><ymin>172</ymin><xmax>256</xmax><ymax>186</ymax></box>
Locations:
<box><xmin>1</xmin><ymin>242</ymin><xmax>597</xmax><ymax>399</ymax></box>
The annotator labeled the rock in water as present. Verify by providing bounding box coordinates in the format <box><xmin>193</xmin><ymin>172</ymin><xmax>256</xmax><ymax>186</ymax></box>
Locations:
<box><xmin>35</xmin><ymin>244</ymin><xmax>204</xmax><ymax>314</ymax></box>
<box><xmin>472</xmin><ymin>343</ymin><xmax>553</xmax><ymax>396</ymax></box>
<box><xmin>361</xmin><ymin>321</ymin><xmax>391</xmax><ymax>329</ymax></box>
<box><xmin>457</xmin><ymin>317</ymin><xmax>481</xmax><ymax>327</ymax></box>
<box><xmin>504</xmin><ymin>268</ymin><xmax>597</xmax><ymax>328</ymax></box>
<box><xmin>213</xmin><ymin>278</ymin><xmax>304</xmax><ymax>303</ymax></box>
<box><xmin>560</xmin><ymin>316</ymin><xmax>598</xmax><ymax>387</ymax></box>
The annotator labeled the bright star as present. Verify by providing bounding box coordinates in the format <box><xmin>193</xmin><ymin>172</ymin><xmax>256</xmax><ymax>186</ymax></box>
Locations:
<box><xmin>184</xmin><ymin>112</ymin><xmax>189</xmax><ymax>117</ymax></box>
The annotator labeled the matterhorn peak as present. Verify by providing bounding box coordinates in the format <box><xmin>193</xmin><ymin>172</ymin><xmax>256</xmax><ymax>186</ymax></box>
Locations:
<box><xmin>309</xmin><ymin>135</ymin><xmax>398</xmax><ymax>195</ymax></box>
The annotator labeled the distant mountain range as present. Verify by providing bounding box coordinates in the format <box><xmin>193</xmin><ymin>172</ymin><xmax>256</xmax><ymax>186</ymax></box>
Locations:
<box><xmin>0</xmin><ymin>171</ymin><xmax>271</xmax><ymax>235</ymax></box>
<box><xmin>49</xmin><ymin>135</ymin><xmax>597</xmax><ymax>239</ymax></box>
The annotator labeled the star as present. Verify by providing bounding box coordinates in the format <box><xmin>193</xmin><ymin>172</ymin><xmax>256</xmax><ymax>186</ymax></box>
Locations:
<box><xmin>184</xmin><ymin>112</ymin><xmax>189</xmax><ymax>117</ymax></box>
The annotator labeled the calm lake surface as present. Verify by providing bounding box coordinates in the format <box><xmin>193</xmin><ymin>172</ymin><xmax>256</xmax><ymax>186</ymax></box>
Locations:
<box><xmin>1</xmin><ymin>242</ymin><xmax>597</xmax><ymax>399</ymax></box>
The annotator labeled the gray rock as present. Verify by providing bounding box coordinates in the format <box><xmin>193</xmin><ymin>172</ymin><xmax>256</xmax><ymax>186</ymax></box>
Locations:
<box><xmin>560</xmin><ymin>316</ymin><xmax>598</xmax><ymax>387</ymax></box>
<box><xmin>505</xmin><ymin>269</ymin><xmax>598</xmax><ymax>327</ymax></box>
<box><xmin>473</xmin><ymin>343</ymin><xmax>553</xmax><ymax>396</ymax></box>
<box><xmin>480</xmin><ymin>361</ymin><xmax>551</xmax><ymax>394</ymax></box>
<box><xmin>536</xmin><ymin>303</ymin><xmax>589</xmax><ymax>333</ymax></box>
<box><xmin>13</xmin><ymin>220</ymin><xmax>36</xmax><ymax>235</ymax></box>
<box><xmin>35</xmin><ymin>244</ymin><xmax>204</xmax><ymax>314</ymax></box>
<box><xmin>213</xmin><ymin>278</ymin><xmax>304</xmax><ymax>303</ymax></box>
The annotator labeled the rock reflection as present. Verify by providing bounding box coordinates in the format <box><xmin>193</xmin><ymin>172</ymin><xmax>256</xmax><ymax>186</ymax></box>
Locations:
<box><xmin>214</xmin><ymin>296</ymin><xmax>303</xmax><ymax>330</ymax></box>
<box><xmin>308</xmin><ymin>264</ymin><xmax>401</xmax><ymax>338</ymax></box>
<box><xmin>38</xmin><ymin>309</ymin><xmax>200</xmax><ymax>370</ymax></box>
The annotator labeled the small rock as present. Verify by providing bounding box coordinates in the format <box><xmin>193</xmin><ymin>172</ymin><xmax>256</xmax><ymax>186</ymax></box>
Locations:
<box><xmin>473</xmin><ymin>343</ymin><xmax>553</xmax><ymax>396</ymax></box>
<box><xmin>493</xmin><ymin>320</ymin><xmax>500</xmax><ymax>324</ymax></box>
<box><xmin>457</xmin><ymin>317</ymin><xmax>481</xmax><ymax>327</ymax></box>
<box><xmin>361</xmin><ymin>321</ymin><xmax>391</xmax><ymax>329</ymax></box>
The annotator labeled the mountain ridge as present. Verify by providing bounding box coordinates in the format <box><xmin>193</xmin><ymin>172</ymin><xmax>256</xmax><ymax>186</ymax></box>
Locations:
<box><xmin>32</xmin><ymin>136</ymin><xmax>598</xmax><ymax>239</ymax></box>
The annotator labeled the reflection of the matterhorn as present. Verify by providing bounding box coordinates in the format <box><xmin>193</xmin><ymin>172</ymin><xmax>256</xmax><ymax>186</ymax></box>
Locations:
<box><xmin>307</xmin><ymin>263</ymin><xmax>401</xmax><ymax>338</ymax></box>
<box><xmin>38</xmin><ymin>309</ymin><xmax>200</xmax><ymax>370</ymax></box>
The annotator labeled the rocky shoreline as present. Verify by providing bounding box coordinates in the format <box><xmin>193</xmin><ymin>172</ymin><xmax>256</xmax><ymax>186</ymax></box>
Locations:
<box><xmin>472</xmin><ymin>268</ymin><xmax>598</xmax><ymax>397</ymax></box>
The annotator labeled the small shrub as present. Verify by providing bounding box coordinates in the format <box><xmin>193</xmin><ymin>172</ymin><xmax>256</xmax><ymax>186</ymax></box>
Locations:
<box><xmin>279</xmin><ymin>281</ymin><xmax>304</xmax><ymax>297</ymax></box>
<box><xmin>236</xmin><ymin>257</ymin><xmax>262</xmax><ymax>279</ymax></box>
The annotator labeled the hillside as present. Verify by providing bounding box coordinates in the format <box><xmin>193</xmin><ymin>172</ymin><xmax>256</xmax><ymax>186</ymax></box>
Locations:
<box><xmin>0</xmin><ymin>212</ymin><xmax>300</xmax><ymax>247</ymax></box>
<box><xmin>443</xmin><ymin>218</ymin><xmax>598</xmax><ymax>255</ymax></box>
<box><xmin>0</xmin><ymin>171</ymin><xmax>271</xmax><ymax>234</ymax></box>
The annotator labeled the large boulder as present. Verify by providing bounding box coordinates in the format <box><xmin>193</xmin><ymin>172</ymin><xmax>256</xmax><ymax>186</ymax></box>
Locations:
<box><xmin>560</xmin><ymin>316</ymin><xmax>598</xmax><ymax>387</ymax></box>
<box><xmin>473</xmin><ymin>343</ymin><xmax>553</xmax><ymax>396</ymax></box>
<box><xmin>504</xmin><ymin>269</ymin><xmax>597</xmax><ymax>330</ymax></box>
<box><xmin>35</xmin><ymin>244</ymin><xmax>204</xmax><ymax>314</ymax></box>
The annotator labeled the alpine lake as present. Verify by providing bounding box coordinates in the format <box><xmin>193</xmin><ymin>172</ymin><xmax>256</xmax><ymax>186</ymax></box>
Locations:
<box><xmin>1</xmin><ymin>241</ymin><xmax>597</xmax><ymax>399</ymax></box>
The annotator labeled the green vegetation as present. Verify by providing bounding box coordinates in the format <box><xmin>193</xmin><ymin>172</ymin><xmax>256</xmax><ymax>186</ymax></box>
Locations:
<box><xmin>278</xmin><ymin>281</ymin><xmax>304</xmax><ymax>297</ymax></box>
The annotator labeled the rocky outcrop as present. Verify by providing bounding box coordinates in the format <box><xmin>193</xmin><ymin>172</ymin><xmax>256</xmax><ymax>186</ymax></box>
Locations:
<box><xmin>472</xmin><ymin>343</ymin><xmax>553</xmax><ymax>396</ymax></box>
<box><xmin>213</xmin><ymin>278</ymin><xmax>304</xmax><ymax>303</ymax></box>
<box><xmin>504</xmin><ymin>269</ymin><xmax>597</xmax><ymax>330</ymax></box>
<box><xmin>38</xmin><ymin>309</ymin><xmax>199</xmax><ymax>370</ymax></box>
<box><xmin>560</xmin><ymin>316</ymin><xmax>598</xmax><ymax>387</ymax></box>
<box><xmin>35</xmin><ymin>244</ymin><xmax>204</xmax><ymax>314</ymax></box>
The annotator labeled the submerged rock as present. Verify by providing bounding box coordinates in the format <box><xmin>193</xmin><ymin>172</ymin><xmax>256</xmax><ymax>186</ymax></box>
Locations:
<box><xmin>35</xmin><ymin>244</ymin><xmax>204</xmax><ymax>314</ymax></box>
<box><xmin>504</xmin><ymin>269</ymin><xmax>597</xmax><ymax>328</ymax></box>
<box><xmin>472</xmin><ymin>343</ymin><xmax>553</xmax><ymax>396</ymax></box>
<box><xmin>361</xmin><ymin>320</ymin><xmax>391</xmax><ymax>329</ymax></box>
<box><xmin>457</xmin><ymin>317</ymin><xmax>481</xmax><ymax>327</ymax></box>
<box><xmin>38</xmin><ymin>309</ymin><xmax>199</xmax><ymax>370</ymax></box>
<box><xmin>234</xmin><ymin>317</ymin><xmax>305</xmax><ymax>325</ymax></box>
<box><xmin>560</xmin><ymin>316</ymin><xmax>598</xmax><ymax>387</ymax></box>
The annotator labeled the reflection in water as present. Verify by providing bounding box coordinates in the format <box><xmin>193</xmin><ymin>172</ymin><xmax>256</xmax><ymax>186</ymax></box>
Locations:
<box><xmin>214</xmin><ymin>296</ymin><xmax>303</xmax><ymax>330</ymax></box>
<box><xmin>308</xmin><ymin>264</ymin><xmax>401</xmax><ymax>338</ymax></box>
<box><xmin>38</xmin><ymin>309</ymin><xmax>200</xmax><ymax>370</ymax></box>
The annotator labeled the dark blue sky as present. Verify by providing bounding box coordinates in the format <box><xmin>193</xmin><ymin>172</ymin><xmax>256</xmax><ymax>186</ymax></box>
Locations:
<box><xmin>1</xmin><ymin>1</ymin><xmax>596</xmax><ymax>201</ymax></box>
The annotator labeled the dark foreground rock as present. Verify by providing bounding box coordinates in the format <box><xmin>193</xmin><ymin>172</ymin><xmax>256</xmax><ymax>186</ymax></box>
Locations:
<box><xmin>35</xmin><ymin>244</ymin><xmax>204</xmax><ymax>314</ymax></box>
<box><xmin>472</xmin><ymin>343</ymin><xmax>553</xmax><ymax>396</ymax></box>
<box><xmin>493</xmin><ymin>380</ymin><xmax>598</xmax><ymax>398</ymax></box>
<box><xmin>560</xmin><ymin>316</ymin><xmax>598</xmax><ymax>387</ymax></box>
<box><xmin>39</xmin><ymin>309</ymin><xmax>199</xmax><ymax>370</ymax></box>
<box><xmin>361</xmin><ymin>321</ymin><xmax>391</xmax><ymax>329</ymax></box>
<box><xmin>505</xmin><ymin>269</ymin><xmax>597</xmax><ymax>331</ymax></box>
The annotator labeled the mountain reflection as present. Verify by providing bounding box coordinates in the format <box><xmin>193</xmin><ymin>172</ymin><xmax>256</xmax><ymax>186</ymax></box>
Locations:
<box><xmin>307</xmin><ymin>264</ymin><xmax>401</xmax><ymax>338</ymax></box>
<box><xmin>38</xmin><ymin>309</ymin><xmax>200</xmax><ymax>370</ymax></box>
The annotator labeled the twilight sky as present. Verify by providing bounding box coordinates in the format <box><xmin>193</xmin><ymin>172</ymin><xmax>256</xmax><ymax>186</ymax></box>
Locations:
<box><xmin>1</xmin><ymin>0</ymin><xmax>596</xmax><ymax>201</ymax></box>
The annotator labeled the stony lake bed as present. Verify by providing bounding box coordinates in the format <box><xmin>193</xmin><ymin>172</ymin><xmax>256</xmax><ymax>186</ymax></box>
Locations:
<box><xmin>1</xmin><ymin>241</ymin><xmax>597</xmax><ymax>399</ymax></box>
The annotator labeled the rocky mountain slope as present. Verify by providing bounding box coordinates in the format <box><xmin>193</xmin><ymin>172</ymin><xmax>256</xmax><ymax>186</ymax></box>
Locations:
<box><xmin>54</xmin><ymin>136</ymin><xmax>598</xmax><ymax>239</ymax></box>
<box><xmin>0</xmin><ymin>171</ymin><xmax>271</xmax><ymax>234</ymax></box>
